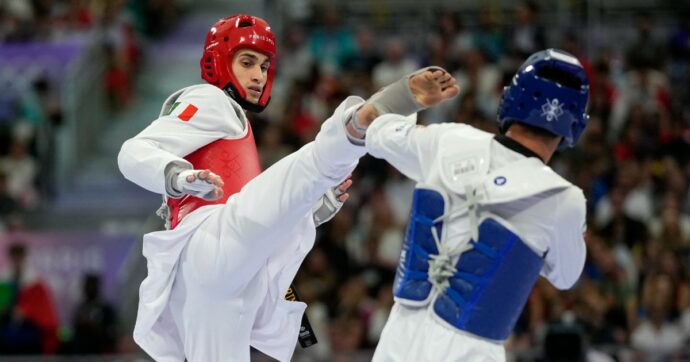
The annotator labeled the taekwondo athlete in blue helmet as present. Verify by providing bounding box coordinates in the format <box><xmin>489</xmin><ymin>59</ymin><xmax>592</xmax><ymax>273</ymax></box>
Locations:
<box><xmin>350</xmin><ymin>49</ymin><xmax>590</xmax><ymax>361</ymax></box>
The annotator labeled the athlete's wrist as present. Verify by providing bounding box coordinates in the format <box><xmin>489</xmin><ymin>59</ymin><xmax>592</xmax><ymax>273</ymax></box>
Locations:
<box><xmin>164</xmin><ymin>162</ymin><xmax>190</xmax><ymax>198</ymax></box>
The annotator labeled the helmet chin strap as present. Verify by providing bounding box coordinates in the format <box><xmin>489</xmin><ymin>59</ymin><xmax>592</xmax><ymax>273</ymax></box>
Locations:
<box><xmin>224</xmin><ymin>84</ymin><xmax>270</xmax><ymax>113</ymax></box>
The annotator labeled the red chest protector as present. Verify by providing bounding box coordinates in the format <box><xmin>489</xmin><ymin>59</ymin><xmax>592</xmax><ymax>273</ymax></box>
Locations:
<box><xmin>166</xmin><ymin>123</ymin><xmax>261</xmax><ymax>229</ymax></box>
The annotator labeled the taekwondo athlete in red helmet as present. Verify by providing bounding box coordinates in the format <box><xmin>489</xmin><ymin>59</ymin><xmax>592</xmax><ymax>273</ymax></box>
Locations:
<box><xmin>119</xmin><ymin>15</ymin><xmax>350</xmax><ymax>361</ymax></box>
<box><xmin>118</xmin><ymin>14</ymin><xmax>459</xmax><ymax>361</ymax></box>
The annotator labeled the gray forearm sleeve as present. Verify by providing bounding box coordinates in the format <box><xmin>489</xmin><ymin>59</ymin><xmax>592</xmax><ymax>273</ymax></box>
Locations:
<box><xmin>368</xmin><ymin>66</ymin><xmax>445</xmax><ymax>116</ymax></box>
<box><xmin>164</xmin><ymin>161</ymin><xmax>192</xmax><ymax>198</ymax></box>
<box><xmin>344</xmin><ymin>106</ymin><xmax>366</xmax><ymax>146</ymax></box>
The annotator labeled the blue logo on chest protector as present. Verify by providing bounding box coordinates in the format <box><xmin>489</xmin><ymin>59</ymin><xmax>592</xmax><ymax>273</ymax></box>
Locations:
<box><xmin>494</xmin><ymin>176</ymin><xmax>507</xmax><ymax>186</ymax></box>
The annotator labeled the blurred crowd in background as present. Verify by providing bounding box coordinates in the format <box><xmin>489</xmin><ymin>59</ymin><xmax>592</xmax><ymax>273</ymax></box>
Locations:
<box><xmin>0</xmin><ymin>0</ymin><xmax>180</xmax><ymax>225</ymax></box>
<box><xmin>0</xmin><ymin>0</ymin><xmax>179</xmax><ymax>357</ymax></box>
<box><xmin>1</xmin><ymin>0</ymin><xmax>690</xmax><ymax>361</ymax></box>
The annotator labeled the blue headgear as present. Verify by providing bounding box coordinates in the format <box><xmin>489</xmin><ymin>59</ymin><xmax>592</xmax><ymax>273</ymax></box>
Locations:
<box><xmin>497</xmin><ymin>49</ymin><xmax>590</xmax><ymax>149</ymax></box>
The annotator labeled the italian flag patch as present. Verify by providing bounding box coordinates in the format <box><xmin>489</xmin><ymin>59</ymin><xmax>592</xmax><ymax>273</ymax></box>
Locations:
<box><xmin>168</xmin><ymin>102</ymin><xmax>198</xmax><ymax>122</ymax></box>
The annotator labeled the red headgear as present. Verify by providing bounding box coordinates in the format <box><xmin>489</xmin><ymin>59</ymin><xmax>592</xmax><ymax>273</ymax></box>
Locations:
<box><xmin>200</xmin><ymin>14</ymin><xmax>276</xmax><ymax>112</ymax></box>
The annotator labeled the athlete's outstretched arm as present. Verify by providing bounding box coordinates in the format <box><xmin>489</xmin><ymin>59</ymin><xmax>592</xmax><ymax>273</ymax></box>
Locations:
<box><xmin>354</xmin><ymin>67</ymin><xmax>460</xmax><ymax>182</ymax></box>
<box><xmin>345</xmin><ymin>67</ymin><xmax>459</xmax><ymax>138</ymax></box>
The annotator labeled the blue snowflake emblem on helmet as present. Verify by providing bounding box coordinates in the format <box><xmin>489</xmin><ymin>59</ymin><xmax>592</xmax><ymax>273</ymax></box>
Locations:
<box><xmin>541</xmin><ymin>98</ymin><xmax>564</xmax><ymax>122</ymax></box>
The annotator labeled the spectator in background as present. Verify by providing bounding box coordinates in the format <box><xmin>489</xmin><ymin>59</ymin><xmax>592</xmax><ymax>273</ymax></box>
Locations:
<box><xmin>70</xmin><ymin>274</ymin><xmax>117</xmax><ymax>355</ymax></box>
<box><xmin>104</xmin><ymin>43</ymin><xmax>133</xmax><ymax>110</ymax></box>
<box><xmin>595</xmin><ymin>158</ymin><xmax>654</xmax><ymax>226</ymax></box>
<box><xmin>507</xmin><ymin>1</ymin><xmax>545</xmax><ymax>59</ymax></box>
<box><xmin>0</xmin><ymin>138</ymin><xmax>39</xmax><ymax>209</ymax></box>
<box><xmin>307</xmin><ymin>5</ymin><xmax>357</xmax><ymax>75</ymax></box>
<box><xmin>0</xmin><ymin>0</ymin><xmax>35</xmax><ymax>42</ymax></box>
<box><xmin>362</xmin><ymin>188</ymin><xmax>403</xmax><ymax>271</ymax></box>
<box><xmin>341</xmin><ymin>25</ymin><xmax>381</xmax><ymax>98</ymax></box>
<box><xmin>649</xmin><ymin>193</ymin><xmax>690</xmax><ymax>252</ymax></box>
<box><xmin>451</xmin><ymin>48</ymin><xmax>502</xmax><ymax>120</ymax></box>
<box><xmin>257</xmin><ymin>125</ymin><xmax>292</xmax><ymax>169</ymax></box>
<box><xmin>430</xmin><ymin>11</ymin><xmax>473</xmax><ymax>69</ymax></box>
<box><xmin>279</xmin><ymin>23</ymin><xmax>314</xmax><ymax>85</ymax></box>
<box><xmin>597</xmin><ymin>186</ymin><xmax>650</xmax><ymax>250</ymax></box>
<box><xmin>343</xmin><ymin>25</ymin><xmax>381</xmax><ymax>78</ymax></box>
<box><xmin>64</xmin><ymin>0</ymin><xmax>94</xmax><ymax>30</ymax></box>
<box><xmin>587</xmin><ymin>59</ymin><xmax>617</xmax><ymax>130</ymax></box>
<box><xmin>627</xmin><ymin>12</ymin><xmax>667</xmax><ymax>71</ymax></box>
<box><xmin>316</xmin><ymin>205</ymin><xmax>360</xmax><ymax>284</ymax></box>
<box><xmin>141</xmin><ymin>0</ymin><xmax>180</xmax><ymax>38</ymax></box>
<box><xmin>631</xmin><ymin>274</ymin><xmax>685</xmax><ymax>360</ymax></box>
<box><xmin>283</xmin><ymin>83</ymin><xmax>320</xmax><ymax>146</ymax></box>
<box><xmin>372</xmin><ymin>38</ymin><xmax>418</xmax><ymax>90</ymax></box>
<box><xmin>540</xmin><ymin>317</ymin><xmax>587</xmax><ymax>362</ymax></box>
<box><xmin>668</xmin><ymin>9</ymin><xmax>690</xmax><ymax>114</ymax></box>
<box><xmin>669</xmin><ymin>9</ymin><xmax>690</xmax><ymax>62</ymax></box>
<box><xmin>0</xmin><ymin>242</ymin><xmax>59</xmax><ymax>354</ymax></box>
<box><xmin>608</xmin><ymin>64</ymin><xmax>670</xmax><ymax>142</ymax></box>
<box><xmin>474</xmin><ymin>8</ymin><xmax>505</xmax><ymax>64</ymax></box>
<box><xmin>328</xmin><ymin>276</ymin><xmax>372</xmax><ymax>352</ymax></box>
<box><xmin>367</xmin><ymin>280</ymin><xmax>394</xmax><ymax>345</ymax></box>
<box><xmin>0</xmin><ymin>171</ymin><xmax>20</xmax><ymax>231</ymax></box>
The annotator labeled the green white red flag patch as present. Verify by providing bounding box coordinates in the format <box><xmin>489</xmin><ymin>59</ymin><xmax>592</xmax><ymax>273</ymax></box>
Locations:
<box><xmin>168</xmin><ymin>102</ymin><xmax>198</xmax><ymax>122</ymax></box>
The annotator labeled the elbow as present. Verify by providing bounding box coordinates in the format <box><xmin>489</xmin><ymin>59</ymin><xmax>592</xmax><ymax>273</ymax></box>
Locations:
<box><xmin>117</xmin><ymin>139</ymin><xmax>136</xmax><ymax>178</ymax></box>
<box><xmin>553</xmin><ymin>259</ymin><xmax>586</xmax><ymax>290</ymax></box>
<box><xmin>552</xmin><ymin>274</ymin><xmax>580</xmax><ymax>290</ymax></box>
<box><xmin>543</xmin><ymin>256</ymin><xmax>585</xmax><ymax>290</ymax></box>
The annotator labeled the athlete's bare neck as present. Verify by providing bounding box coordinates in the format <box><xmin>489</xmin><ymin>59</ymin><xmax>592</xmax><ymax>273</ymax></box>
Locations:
<box><xmin>505</xmin><ymin>124</ymin><xmax>561</xmax><ymax>163</ymax></box>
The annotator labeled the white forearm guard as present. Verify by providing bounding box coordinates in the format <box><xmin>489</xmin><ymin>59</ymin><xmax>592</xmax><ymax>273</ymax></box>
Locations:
<box><xmin>312</xmin><ymin>187</ymin><xmax>344</xmax><ymax>227</ymax></box>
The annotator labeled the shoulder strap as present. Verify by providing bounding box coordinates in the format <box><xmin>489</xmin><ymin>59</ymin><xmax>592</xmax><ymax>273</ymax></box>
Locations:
<box><xmin>159</xmin><ymin>85</ymin><xmax>249</xmax><ymax>131</ymax></box>
<box><xmin>481</xmin><ymin>158</ymin><xmax>572</xmax><ymax>205</ymax></box>
<box><xmin>159</xmin><ymin>88</ymin><xmax>187</xmax><ymax>117</ymax></box>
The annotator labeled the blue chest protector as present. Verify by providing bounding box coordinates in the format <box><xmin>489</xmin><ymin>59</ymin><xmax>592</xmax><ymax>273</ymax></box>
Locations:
<box><xmin>393</xmin><ymin>188</ymin><xmax>544</xmax><ymax>341</ymax></box>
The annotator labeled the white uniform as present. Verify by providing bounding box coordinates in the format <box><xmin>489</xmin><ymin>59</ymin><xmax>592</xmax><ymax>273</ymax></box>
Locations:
<box><xmin>365</xmin><ymin>114</ymin><xmax>587</xmax><ymax>362</ymax></box>
<box><xmin>118</xmin><ymin>84</ymin><xmax>367</xmax><ymax>361</ymax></box>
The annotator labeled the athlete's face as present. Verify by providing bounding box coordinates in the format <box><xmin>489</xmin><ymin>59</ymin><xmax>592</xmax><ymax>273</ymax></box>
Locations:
<box><xmin>231</xmin><ymin>49</ymin><xmax>270</xmax><ymax>104</ymax></box>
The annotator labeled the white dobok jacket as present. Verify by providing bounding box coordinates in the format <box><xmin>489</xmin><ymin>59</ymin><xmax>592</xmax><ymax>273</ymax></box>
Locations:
<box><xmin>118</xmin><ymin>84</ymin><xmax>366</xmax><ymax>361</ymax></box>
<box><xmin>365</xmin><ymin>114</ymin><xmax>587</xmax><ymax>362</ymax></box>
